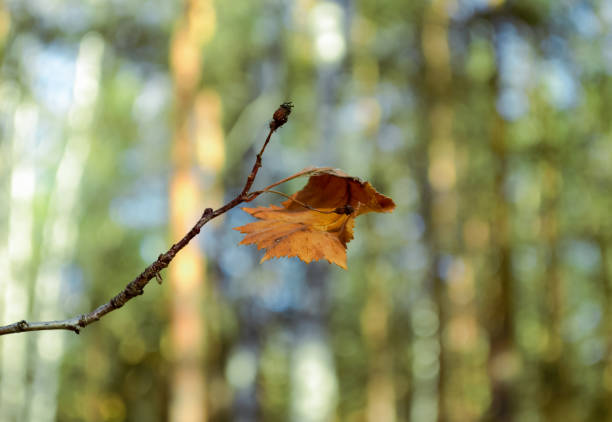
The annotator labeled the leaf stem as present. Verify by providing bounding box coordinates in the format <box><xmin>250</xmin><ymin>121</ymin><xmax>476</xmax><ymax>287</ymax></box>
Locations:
<box><xmin>256</xmin><ymin>189</ymin><xmax>337</xmax><ymax>214</ymax></box>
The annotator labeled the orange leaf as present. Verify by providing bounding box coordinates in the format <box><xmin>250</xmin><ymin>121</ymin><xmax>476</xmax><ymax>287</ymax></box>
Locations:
<box><xmin>233</xmin><ymin>168</ymin><xmax>395</xmax><ymax>269</ymax></box>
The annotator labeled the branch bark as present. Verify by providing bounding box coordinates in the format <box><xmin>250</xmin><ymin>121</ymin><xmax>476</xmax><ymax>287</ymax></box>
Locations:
<box><xmin>0</xmin><ymin>104</ymin><xmax>290</xmax><ymax>336</ymax></box>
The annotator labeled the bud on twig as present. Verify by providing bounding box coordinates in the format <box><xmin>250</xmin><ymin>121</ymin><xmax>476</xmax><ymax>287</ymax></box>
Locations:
<box><xmin>270</xmin><ymin>102</ymin><xmax>293</xmax><ymax>131</ymax></box>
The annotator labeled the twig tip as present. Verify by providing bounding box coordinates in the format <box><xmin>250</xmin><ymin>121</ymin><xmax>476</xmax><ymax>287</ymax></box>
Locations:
<box><xmin>269</xmin><ymin>101</ymin><xmax>294</xmax><ymax>131</ymax></box>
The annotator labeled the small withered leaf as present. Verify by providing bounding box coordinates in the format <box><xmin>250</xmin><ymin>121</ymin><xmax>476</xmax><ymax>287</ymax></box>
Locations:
<box><xmin>234</xmin><ymin>168</ymin><xmax>395</xmax><ymax>269</ymax></box>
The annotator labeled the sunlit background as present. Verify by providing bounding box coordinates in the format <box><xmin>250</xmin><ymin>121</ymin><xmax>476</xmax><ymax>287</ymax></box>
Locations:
<box><xmin>1</xmin><ymin>0</ymin><xmax>612</xmax><ymax>421</ymax></box>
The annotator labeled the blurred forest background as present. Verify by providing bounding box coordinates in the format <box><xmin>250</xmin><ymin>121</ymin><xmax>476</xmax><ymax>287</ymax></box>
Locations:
<box><xmin>1</xmin><ymin>0</ymin><xmax>611</xmax><ymax>421</ymax></box>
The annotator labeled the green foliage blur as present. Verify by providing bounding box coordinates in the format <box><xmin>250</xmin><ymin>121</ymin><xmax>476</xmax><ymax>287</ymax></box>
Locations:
<box><xmin>1</xmin><ymin>0</ymin><xmax>612</xmax><ymax>421</ymax></box>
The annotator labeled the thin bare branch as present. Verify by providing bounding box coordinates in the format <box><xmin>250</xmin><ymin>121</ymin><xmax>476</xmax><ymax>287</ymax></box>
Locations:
<box><xmin>0</xmin><ymin>103</ymin><xmax>290</xmax><ymax>336</ymax></box>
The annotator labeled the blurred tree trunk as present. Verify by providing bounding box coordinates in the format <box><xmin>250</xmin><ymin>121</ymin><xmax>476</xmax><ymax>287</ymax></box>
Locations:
<box><xmin>591</xmin><ymin>77</ymin><xmax>612</xmax><ymax>420</ymax></box>
<box><xmin>362</xmin><ymin>268</ymin><xmax>395</xmax><ymax>422</ymax></box>
<box><xmin>0</xmin><ymin>105</ymin><xmax>38</xmax><ymax>422</ymax></box>
<box><xmin>596</xmin><ymin>236</ymin><xmax>612</xmax><ymax>420</ymax></box>
<box><xmin>485</xmin><ymin>111</ymin><xmax>515</xmax><ymax>422</ymax></box>
<box><xmin>421</xmin><ymin>1</ymin><xmax>456</xmax><ymax>420</ymax></box>
<box><xmin>539</xmin><ymin>147</ymin><xmax>565</xmax><ymax>420</ymax></box>
<box><xmin>350</xmin><ymin>14</ymin><xmax>397</xmax><ymax>422</ymax></box>
<box><xmin>168</xmin><ymin>1</ymin><xmax>218</xmax><ymax>421</ymax></box>
<box><xmin>26</xmin><ymin>34</ymin><xmax>104</xmax><ymax>422</ymax></box>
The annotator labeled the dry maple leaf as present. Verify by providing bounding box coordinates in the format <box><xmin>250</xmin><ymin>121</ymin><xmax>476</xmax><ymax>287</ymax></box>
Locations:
<box><xmin>233</xmin><ymin>168</ymin><xmax>395</xmax><ymax>269</ymax></box>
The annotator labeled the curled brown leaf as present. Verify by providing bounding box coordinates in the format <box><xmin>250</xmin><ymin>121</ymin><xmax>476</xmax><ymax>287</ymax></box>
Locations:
<box><xmin>234</xmin><ymin>168</ymin><xmax>395</xmax><ymax>269</ymax></box>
